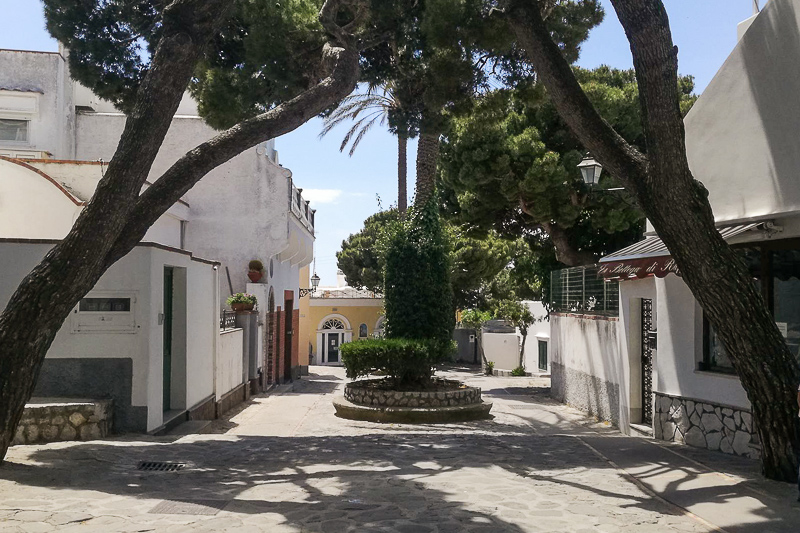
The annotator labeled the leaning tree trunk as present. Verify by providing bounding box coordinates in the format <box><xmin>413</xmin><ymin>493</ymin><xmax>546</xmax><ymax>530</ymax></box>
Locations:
<box><xmin>414</xmin><ymin>132</ymin><xmax>439</xmax><ymax>208</ymax></box>
<box><xmin>0</xmin><ymin>0</ymin><xmax>232</xmax><ymax>461</ymax></box>
<box><xmin>398</xmin><ymin>134</ymin><xmax>408</xmax><ymax>215</ymax></box>
<box><xmin>0</xmin><ymin>0</ymin><xmax>361</xmax><ymax>463</ymax></box>
<box><xmin>506</xmin><ymin>0</ymin><xmax>800</xmax><ymax>481</ymax></box>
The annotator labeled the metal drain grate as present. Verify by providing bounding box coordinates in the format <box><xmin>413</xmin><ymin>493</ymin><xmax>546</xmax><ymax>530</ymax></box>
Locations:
<box><xmin>137</xmin><ymin>461</ymin><xmax>187</xmax><ymax>472</ymax></box>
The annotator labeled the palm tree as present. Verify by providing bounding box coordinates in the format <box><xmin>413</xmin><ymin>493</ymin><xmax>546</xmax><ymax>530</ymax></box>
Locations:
<box><xmin>320</xmin><ymin>84</ymin><xmax>411</xmax><ymax>214</ymax></box>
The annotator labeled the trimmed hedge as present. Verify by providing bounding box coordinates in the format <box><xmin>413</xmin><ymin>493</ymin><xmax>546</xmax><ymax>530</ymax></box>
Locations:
<box><xmin>341</xmin><ymin>338</ymin><xmax>456</xmax><ymax>385</ymax></box>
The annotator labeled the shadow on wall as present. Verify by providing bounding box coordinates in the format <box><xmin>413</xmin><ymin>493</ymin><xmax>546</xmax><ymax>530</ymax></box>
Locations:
<box><xmin>742</xmin><ymin>0</ymin><xmax>800</xmax><ymax>207</ymax></box>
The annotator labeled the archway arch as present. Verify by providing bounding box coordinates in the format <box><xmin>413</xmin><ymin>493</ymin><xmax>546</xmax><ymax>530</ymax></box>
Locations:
<box><xmin>374</xmin><ymin>316</ymin><xmax>386</xmax><ymax>338</ymax></box>
<box><xmin>316</xmin><ymin>313</ymin><xmax>352</xmax><ymax>365</ymax></box>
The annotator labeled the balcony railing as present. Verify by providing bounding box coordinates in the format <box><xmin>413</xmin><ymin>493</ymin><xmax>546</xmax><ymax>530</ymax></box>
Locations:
<box><xmin>288</xmin><ymin>177</ymin><xmax>315</xmax><ymax>233</ymax></box>
<box><xmin>220</xmin><ymin>310</ymin><xmax>237</xmax><ymax>330</ymax></box>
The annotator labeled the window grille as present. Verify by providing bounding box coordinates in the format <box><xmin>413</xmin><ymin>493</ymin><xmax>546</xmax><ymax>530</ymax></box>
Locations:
<box><xmin>321</xmin><ymin>318</ymin><xmax>346</xmax><ymax>330</ymax></box>
<box><xmin>550</xmin><ymin>265</ymin><xmax>619</xmax><ymax>316</ymax></box>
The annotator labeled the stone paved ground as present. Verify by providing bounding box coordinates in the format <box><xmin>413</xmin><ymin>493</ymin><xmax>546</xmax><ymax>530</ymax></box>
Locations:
<box><xmin>0</xmin><ymin>366</ymin><xmax>796</xmax><ymax>532</ymax></box>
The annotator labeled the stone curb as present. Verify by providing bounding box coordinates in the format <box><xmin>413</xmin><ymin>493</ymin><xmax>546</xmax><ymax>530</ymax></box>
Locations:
<box><xmin>332</xmin><ymin>396</ymin><xmax>493</xmax><ymax>424</ymax></box>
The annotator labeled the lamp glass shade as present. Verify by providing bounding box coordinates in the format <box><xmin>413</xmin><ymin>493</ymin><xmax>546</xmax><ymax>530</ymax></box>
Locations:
<box><xmin>577</xmin><ymin>155</ymin><xmax>603</xmax><ymax>186</ymax></box>
<box><xmin>310</xmin><ymin>273</ymin><xmax>321</xmax><ymax>290</ymax></box>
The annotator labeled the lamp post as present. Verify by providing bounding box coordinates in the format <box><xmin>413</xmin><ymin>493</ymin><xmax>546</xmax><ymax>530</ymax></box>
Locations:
<box><xmin>577</xmin><ymin>152</ymin><xmax>603</xmax><ymax>187</ymax></box>
<box><xmin>299</xmin><ymin>272</ymin><xmax>321</xmax><ymax>297</ymax></box>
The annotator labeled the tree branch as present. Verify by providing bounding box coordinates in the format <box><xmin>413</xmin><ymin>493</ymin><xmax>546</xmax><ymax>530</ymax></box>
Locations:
<box><xmin>102</xmin><ymin>0</ymin><xmax>362</xmax><ymax>268</ymax></box>
<box><xmin>501</xmin><ymin>1</ymin><xmax>647</xmax><ymax>192</ymax></box>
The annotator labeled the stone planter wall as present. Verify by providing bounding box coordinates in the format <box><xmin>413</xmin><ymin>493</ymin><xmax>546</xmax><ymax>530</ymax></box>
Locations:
<box><xmin>12</xmin><ymin>399</ymin><xmax>113</xmax><ymax>445</ymax></box>
<box><xmin>345</xmin><ymin>381</ymin><xmax>481</xmax><ymax>408</ymax></box>
<box><xmin>654</xmin><ymin>392</ymin><xmax>759</xmax><ymax>459</ymax></box>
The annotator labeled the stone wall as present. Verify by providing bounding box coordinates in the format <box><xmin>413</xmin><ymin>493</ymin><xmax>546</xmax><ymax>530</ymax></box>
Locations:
<box><xmin>13</xmin><ymin>399</ymin><xmax>112</xmax><ymax>445</ymax></box>
<box><xmin>345</xmin><ymin>382</ymin><xmax>481</xmax><ymax>408</ymax></box>
<box><xmin>654</xmin><ymin>392</ymin><xmax>759</xmax><ymax>459</ymax></box>
<box><xmin>551</xmin><ymin>362</ymin><xmax>620</xmax><ymax>425</ymax></box>
<box><xmin>33</xmin><ymin>357</ymin><xmax>146</xmax><ymax>432</ymax></box>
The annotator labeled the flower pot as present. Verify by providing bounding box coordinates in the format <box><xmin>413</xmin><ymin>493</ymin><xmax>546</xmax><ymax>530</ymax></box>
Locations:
<box><xmin>247</xmin><ymin>270</ymin><xmax>263</xmax><ymax>283</ymax></box>
<box><xmin>231</xmin><ymin>302</ymin><xmax>255</xmax><ymax>312</ymax></box>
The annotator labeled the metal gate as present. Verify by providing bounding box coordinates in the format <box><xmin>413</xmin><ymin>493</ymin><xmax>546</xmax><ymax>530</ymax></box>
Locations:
<box><xmin>641</xmin><ymin>299</ymin><xmax>655</xmax><ymax>425</ymax></box>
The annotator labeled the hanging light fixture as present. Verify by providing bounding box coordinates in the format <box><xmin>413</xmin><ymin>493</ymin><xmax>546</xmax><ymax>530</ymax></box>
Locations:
<box><xmin>577</xmin><ymin>152</ymin><xmax>603</xmax><ymax>187</ymax></box>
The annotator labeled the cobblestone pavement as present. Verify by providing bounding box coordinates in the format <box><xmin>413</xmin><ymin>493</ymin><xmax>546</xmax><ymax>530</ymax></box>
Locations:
<box><xmin>0</xmin><ymin>366</ymin><xmax>794</xmax><ymax>532</ymax></box>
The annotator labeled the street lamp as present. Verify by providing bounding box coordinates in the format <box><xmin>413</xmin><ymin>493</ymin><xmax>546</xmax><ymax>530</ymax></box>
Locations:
<box><xmin>300</xmin><ymin>272</ymin><xmax>321</xmax><ymax>297</ymax></box>
<box><xmin>577</xmin><ymin>152</ymin><xmax>603</xmax><ymax>187</ymax></box>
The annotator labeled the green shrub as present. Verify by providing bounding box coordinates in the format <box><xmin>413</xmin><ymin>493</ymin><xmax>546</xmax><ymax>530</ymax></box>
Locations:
<box><xmin>510</xmin><ymin>366</ymin><xmax>526</xmax><ymax>377</ymax></box>
<box><xmin>484</xmin><ymin>361</ymin><xmax>494</xmax><ymax>375</ymax></box>
<box><xmin>226</xmin><ymin>293</ymin><xmax>257</xmax><ymax>306</ymax></box>
<box><xmin>383</xmin><ymin>199</ymin><xmax>455</xmax><ymax>344</ymax></box>
<box><xmin>248</xmin><ymin>259</ymin><xmax>264</xmax><ymax>271</ymax></box>
<box><xmin>341</xmin><ymin>338</ymin><xmax>456</xmax><ymax>385</ymax></box>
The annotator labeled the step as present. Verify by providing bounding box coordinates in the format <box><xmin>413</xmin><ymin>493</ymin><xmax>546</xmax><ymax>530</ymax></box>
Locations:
<box><xmin>629</xmin><ymin>422</ymin><xmax>654</xmax><ymax>438</ymax></box>
<box><xmin>163</xmin><ymin>419</ymin><xmax>213</xmax><ymax>437</ymax></box>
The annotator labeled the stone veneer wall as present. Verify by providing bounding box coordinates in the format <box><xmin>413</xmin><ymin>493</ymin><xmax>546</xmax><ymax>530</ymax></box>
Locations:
<box><xmin>345</xmin><ymin>382</ymin><xmax>481</xmax><ymax>408</ymax></box>
<box><xmin>550</xmin><ymin>362</ymin><xmax>620</xmax><ymax>425</ymax></box>
<box><xmin>13</xmin><ymin>399</ymin><xmax>112</xmax><ymax>445</ymax></box>
<box><xmin>653</xmin><ymin>392</ymin><xmax>759</xmax><ymax>459</ymax></box>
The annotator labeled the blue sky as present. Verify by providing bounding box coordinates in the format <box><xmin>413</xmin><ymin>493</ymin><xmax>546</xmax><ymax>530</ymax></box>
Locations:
<box><xmin>0</xmin><ymin>0</ymin><xmax>761</xmax><ymax>286</ymax></box>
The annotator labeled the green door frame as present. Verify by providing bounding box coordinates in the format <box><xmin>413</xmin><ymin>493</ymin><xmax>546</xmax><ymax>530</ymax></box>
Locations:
<box><xmin>163</xmin><ymin>267</ymin><xmax>174</xmax><ymax>411</ymax></box>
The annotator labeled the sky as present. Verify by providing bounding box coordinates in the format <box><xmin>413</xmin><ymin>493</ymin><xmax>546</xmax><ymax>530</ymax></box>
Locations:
<box><xmin>0</xmin><ymin>0</ymin><xmax>763</xmax><ymax>286</ymax></box>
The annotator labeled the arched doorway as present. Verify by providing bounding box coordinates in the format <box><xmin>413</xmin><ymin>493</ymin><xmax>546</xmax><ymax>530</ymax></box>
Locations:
<box><xmin>316</xmin><ymin>314</ymin><xmax>351</xmax><ymax>365</ymax></box>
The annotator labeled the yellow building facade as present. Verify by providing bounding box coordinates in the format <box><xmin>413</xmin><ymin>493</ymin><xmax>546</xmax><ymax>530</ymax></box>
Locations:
<box><xmin>302</xmin><ymin>286</ymin><xmax>384</xmax><ymax>365</ymax></box>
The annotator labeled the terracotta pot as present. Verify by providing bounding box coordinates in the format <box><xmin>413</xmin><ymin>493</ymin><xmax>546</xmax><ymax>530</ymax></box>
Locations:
<box><xmin>247</xmin><ymin>270</ymin><xmax>263</xmax><ymax>283</ymax></box>
<box><xmin>231</xmin><ymin>302</ymin><xmax>255</xmax><ymax>312</ymax></box>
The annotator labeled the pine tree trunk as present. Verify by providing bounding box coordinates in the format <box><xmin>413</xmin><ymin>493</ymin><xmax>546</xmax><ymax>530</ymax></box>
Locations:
<box><xmin>398</xmin><ymin>134</ymin><xmax>408</xmax><ymax>215</ymax></box>
<box><xmin>506</xmin><ymin>0</ymin><xmax>800</xmax><ymax>481</ymax></box>
<box><xmin>414</xmin><ymin>132</ymin><xmax>439</xmax><ymax>208</ymax></box>
<box><xmin>0</xmin><ymin>0</ymin><xmax>231</xmax><ymax>462</ymax></box>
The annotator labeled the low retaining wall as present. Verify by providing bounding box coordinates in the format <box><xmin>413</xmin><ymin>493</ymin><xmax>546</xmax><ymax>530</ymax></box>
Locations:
<box><xmin>654</xmin><ymin>392</ymin><xmax>760</xmax><ymax>459</ymax></box>
<box><xmin>13</xmin><ymin>399</ymin><xmax>112</xmax><ymax>445</ymax></box>
<box><xmin>345</xmin><ymin>381</ymin><xmax>481</xmax><ymax>408</ymax></box>
<box><xmin>551</xmin><ymin>362</ymin><xmax>620</xmax><ymax>425</ymax></box>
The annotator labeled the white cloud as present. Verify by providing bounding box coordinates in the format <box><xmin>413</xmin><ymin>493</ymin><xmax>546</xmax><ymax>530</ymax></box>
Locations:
<box><xmin>303</xmin><ymin>188</ymin><xmax>343</xmax><ymax>205</ymax></box>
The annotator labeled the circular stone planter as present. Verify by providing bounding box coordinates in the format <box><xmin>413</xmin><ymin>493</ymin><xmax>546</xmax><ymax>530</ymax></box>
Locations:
<box><xmin>333</xmin><ymin>379</ymin><xmax>492</xmax><ymax>423</ymax></box>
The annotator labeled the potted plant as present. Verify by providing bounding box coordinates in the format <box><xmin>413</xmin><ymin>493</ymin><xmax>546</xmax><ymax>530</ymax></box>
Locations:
<box><xmin>247</xmin><ymin>260</ymin><xmax>264</xmax><ymax>283</ymax></box>
<box><xmin>227</xmin><ymin>293</ymin><xmax>257</xmax><ymax>312</ymax></box>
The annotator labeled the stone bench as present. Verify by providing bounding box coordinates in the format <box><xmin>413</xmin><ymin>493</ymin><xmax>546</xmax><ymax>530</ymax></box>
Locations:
<box><xmin>12</xmin><ymin>398</ymin><xmax>113</xmax><ymax>445</ymax></box>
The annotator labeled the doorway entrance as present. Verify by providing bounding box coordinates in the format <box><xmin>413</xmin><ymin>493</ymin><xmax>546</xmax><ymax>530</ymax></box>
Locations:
<box><xmin>284</xmin><ymin>297</ymin><xmax>293</xmax><ymax>382</ymax></box>
<box><xmin>162</xmin><ymin>267</ymin><xmax>174</xmax><ymax>411</ymax></box>
<box><xmin>317</xmin><ymin>315</ymin><xmax>350</xmax><ymax>364</ymax></box>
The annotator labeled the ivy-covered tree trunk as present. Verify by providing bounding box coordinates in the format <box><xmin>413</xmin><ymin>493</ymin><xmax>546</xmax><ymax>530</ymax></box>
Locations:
<box><xmin>0</xmin><ymin>0</ymin><xmax>361</xmax><ymax>463</ymax></box>
<box><xmin>398</xmin><ymin>134</ymin><xmax>408</xmax><ymax>214</ymax></box>
<box><xmin>415</xmin><ymin>132</ymin><xmax>439</xmax><ymax>207</ymax></box>
<box><xmin>505</xmin><ymin>0</ymin><xmax>800</xmax><ymax>481</ymax></box>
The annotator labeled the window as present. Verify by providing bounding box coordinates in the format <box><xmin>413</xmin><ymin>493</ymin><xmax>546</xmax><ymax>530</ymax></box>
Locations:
<box><xmin>702</xmin><ymin>242</ymin><xmax>800</xmax><ymax>372</ymax></box>
<box><xmin>359</xmin><ymin>323</ymin><xmax>368</xmax><ymax>338</ymax></box>
<box><xmin>72</xmin><ymin>293</ymin><xmax>136</xmax><ymax>333</ymax></box>
<box><xmin>0</xmin><ymin>118</ymin><xmax>28</xmax><ymax>142</ymax></box>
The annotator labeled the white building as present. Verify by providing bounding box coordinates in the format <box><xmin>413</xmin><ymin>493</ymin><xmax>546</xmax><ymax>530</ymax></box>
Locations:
<box><xmin>550</xmin><ymin>0</ymin><xmax>800</xmax><ymax>459</ymax></box>
<box><xmin>0</xmin><ymin>45</ymin><xmax>315</xmax><ymax>432</ymax></box>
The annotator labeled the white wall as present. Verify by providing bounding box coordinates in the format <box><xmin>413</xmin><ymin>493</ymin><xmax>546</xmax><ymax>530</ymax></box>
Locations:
<box><xmin>654</xmin><ymin>275</ymin><xmax>751</xmax><ymax>409</ymax></box>
<box><xmin>0</xmin><ymin>50</ymin><xmax>74</xmax><ymax>159</ymax></box>
<box><xmin>684</xmin><ymin>0</ymin><xmax>800</xmax><ymax>224</ymax></box>
<box><xmin>217</xmin><ymin>328</ymin><xmax>244</xmax><ymax>398</ymax></box>
<box><xmin>483</xmin><ymin>332</ymin><xmax>521</xmax><ymax>370</ymax></box>
<box><xmin>0</xmin><ymin>242</ymin><xmax>154</xmax><ymax>420</ymax></box>
<box><xmin>0</xmin><ymin>241</ymin><xmax>218</xmax><ymax>432</ymax></box>
<box><xmin>0</xmin><ymin>158</ymin><xmax>81</xmax><ymax>238</ymax></box>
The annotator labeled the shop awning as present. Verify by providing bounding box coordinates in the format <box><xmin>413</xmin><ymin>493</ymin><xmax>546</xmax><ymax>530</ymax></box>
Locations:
<box><xmin>597</xmin><ymin>223</ymin><xmax>760</xmax><ymax>280</ymax></box>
